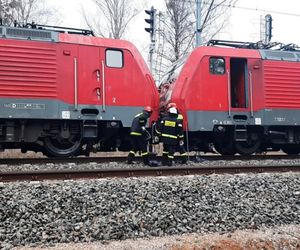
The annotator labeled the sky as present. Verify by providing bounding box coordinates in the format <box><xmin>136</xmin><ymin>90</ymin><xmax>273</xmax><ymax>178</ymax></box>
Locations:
<box><xmin>47</xmin><ymin>0</ymin><xmax>300</xmax><ymax>59</ymax></box>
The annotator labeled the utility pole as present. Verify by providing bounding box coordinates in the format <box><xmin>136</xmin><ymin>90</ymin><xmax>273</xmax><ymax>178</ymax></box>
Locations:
<box><xmin>145</xmin><ymin>6</ymin><xmax>156</xmax><ymax>73</ymax></box>
<box><xmin>196</xmin><ymin>0</ymin><xmax>202</xmax><ymax>46</ymax></box>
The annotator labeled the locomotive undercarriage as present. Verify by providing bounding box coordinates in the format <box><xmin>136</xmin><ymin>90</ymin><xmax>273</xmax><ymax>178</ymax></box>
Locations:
<box><xmin>188</xmin><ymin>125</ymin><xmax>300</xmax><ymax>156</ymax></box>
<box><xmin>0</xmin><ymin>119</ymin><xmax>131</xmax><ymax>157</ymax></box>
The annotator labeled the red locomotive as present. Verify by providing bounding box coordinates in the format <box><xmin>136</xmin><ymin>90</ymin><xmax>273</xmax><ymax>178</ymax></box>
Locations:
<box><xmin>159</xmin><ymin>40</ymin><xmax>300</xmax><ymax>155</ymax></box>
<box><xmin>0</xmin><ymin>24</ymin><xmax>159</xmax><ymax>157</ymax></box>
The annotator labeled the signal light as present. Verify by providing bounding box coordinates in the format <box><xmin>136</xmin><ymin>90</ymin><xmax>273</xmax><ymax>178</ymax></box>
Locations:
<box><xmin>144</xmin><ymin>6</ymin><xmax>156</xmax><ymax>36</ymax></box>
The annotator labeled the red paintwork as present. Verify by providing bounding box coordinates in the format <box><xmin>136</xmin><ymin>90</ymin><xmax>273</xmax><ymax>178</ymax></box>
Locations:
<box><xmin>0</xmin><ymin>33</ymin><xmax>159</xmax><ymax>117</ymax></box>
<box><xmin>169</xmin><ymin>46</ymin><xmax>262</xmax><ymax>115</ymax></box>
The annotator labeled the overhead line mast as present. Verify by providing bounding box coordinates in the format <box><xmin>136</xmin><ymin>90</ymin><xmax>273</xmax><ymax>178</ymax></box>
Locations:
<box><xmin>195</xmin><ymin>0</ymin><xmax>202</xmax><ymax>46</ymax></box>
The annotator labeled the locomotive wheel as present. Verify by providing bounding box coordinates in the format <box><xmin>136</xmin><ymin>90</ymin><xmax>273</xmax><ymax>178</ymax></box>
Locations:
<box><xmin>235</xmin><ymin>131</ymin><xmax>261</xmax><ymax>156</ymax></box>
<box><xmin>213</xmin><ymin>140</ymin><xmax>236</xmax><ymax>155</ymax></box>
<box><xmin>44</xmin><ymin>122</ymin><xmax>82</xmax><ymax>157</ymax></box>
<box><xmin>281</xmin><ymin>145</ymin><xmax>300</xmax><ymax>155</ymax></box>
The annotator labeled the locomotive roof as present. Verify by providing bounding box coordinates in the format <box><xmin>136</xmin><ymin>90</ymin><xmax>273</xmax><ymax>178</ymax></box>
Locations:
<box><xmin>207</xmin><ymin>39</ymin><xmax>300</xmax><ymax>62</ymax></box>
<box><xmin>0</xmin><ymin>25</ymin><xmax>135</xmax><ymax>50</ymax></box>
<box><xmin>191</xmin><ymin>45</ymin><xmax>300</xmax><ymax>63</ymax></box>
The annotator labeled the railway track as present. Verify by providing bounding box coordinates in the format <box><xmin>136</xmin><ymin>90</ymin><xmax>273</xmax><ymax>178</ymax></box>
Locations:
<box><xmin>0</xmin><ymin>153</ymin><xmax>298</xmax><ymax>166</ymax></box>
<box><xmin>1</xmin><ymin>163</ymin><xmax>300</xmax><ymax>182</ymax></box>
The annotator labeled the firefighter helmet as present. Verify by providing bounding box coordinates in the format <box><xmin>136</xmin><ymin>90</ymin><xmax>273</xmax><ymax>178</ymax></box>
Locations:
<box><xmin>144</xmin><ymin>106</ymin><xmax>152</xmax><ymax>113</ymax></box>
<box><xmin>168</xmin><ymin>107</ymin><xmax>177</xmax><ymax>114</ymax></box>
<box><xmin>167</xmin><ymin>102</ymin><xmax>177</xmax><ymax>110</ymax></box>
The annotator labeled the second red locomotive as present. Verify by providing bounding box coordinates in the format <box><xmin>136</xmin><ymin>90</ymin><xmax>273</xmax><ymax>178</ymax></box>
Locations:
<box><xmin>160</xmin><ymin>40</ymin><xmax>300</xmax><ymax>155</ymax></box>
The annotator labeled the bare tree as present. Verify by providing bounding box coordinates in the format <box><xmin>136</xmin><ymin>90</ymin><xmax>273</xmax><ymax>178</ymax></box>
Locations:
<box><xmin>0</xmin><ymin>0</ymin><xmax>59</xmax><ymax>26</ymax></box>
<box><xmin>157</xmin><ymin>0</ymin><xmax>231</xmax><ymax>64</ymax></box>
<box><xmin>160</xmin><ymin>0</ymin><xmax>194</xmax><ymax>63</ymax></box>
<box><xmin>83</xmin><ymin>0</ymin><xmax>143</xmax><ymax>39</ymax></box>
<box><xmin>197</xmin><ymin>0</ymin><xmax>231</xmax><ymax>44</ymax></box>
<box><xmin>0</xmin><ymin>0</ymin><xmax>18</xmax><ymax>25</ymax></box>
<box><xmin>12</xmin><ymin>0</ymin><xmax>58</xmax><ymax>25</ymax></box>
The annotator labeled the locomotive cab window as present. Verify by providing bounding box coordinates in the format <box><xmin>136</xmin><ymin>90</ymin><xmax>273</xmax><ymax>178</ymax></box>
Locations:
<box><xmin>106</xmin><ymin>49</ymin><xmax>123</xmax><ymax>68</ymax></box>
<box><xmin>209</xmin><ymin>57</ymin><xmax>225</xmax><ymax>75</ymax></box>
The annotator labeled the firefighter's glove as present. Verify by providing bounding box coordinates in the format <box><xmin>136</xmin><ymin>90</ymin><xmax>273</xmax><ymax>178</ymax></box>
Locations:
<box><xmin>179</xmin><ymin>140</ymin><xmax>184</xmax><ymax>146</ymax></box>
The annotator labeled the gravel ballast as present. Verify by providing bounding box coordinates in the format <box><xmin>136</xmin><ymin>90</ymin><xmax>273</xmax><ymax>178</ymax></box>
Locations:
<box><xmin>0</xmin><ymin>172</ymin><xmax>300</xmax><ymax>249</ymax></box>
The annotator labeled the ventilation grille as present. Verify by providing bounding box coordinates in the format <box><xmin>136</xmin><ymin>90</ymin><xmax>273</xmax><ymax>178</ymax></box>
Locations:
<box><xmin>0</xmin><ymin>44</ymin><xmax>57</xmax><ymax>98</ymax></box>
<box><xmin>260</xmin><ymin>50</ymin><xmax>300</xmax><ymax>62</ymax></box>
<box><xmin>264</xmin><ymin>61</ymin><xmax>300</xmax><ymax>108</ymax></box>
<box><xmin>0</xmin><ymin>26</ymin><xmax>58</xmax><ymax>42</ymax></box>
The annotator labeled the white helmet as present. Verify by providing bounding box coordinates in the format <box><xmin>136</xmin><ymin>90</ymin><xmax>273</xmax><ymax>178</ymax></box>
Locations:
<box><xmin>169</xmin><ymin>107</ymin><xmax>177</xmax><ymax>114</ymax></box>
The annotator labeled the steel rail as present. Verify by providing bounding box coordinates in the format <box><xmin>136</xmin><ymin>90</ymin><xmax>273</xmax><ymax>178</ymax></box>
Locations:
<box><xmin>1</xmin><ymin>164</ymin><xmax>300</xmax><ymax>182</ymax></box>
<box><xmin>0</xmin><ymin>154</ymin><xmax>298</xmax><ymax>166</ymax></box>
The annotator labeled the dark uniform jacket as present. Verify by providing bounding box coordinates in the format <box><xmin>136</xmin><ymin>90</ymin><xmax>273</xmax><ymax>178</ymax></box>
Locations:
<box><xmin>156</xmin><ymin>114</ymin><xmax>183</xmax><ymax>145</ymax></box>
<box><xmin>130</xmin><ymin>112</ymin><xmax>149</xmax><ymax>136</ymax></box>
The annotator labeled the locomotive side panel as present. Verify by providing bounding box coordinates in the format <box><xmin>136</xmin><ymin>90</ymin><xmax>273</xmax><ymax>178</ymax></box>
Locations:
<box><xmin>263</xmin><ymin>60</ymin><xmax>300</xmax><ymax>109</ymax></box>
<box><xmin>0</xmin><ymin>39</ymin><xmax>60</xmax><ymax>120</ymax></box>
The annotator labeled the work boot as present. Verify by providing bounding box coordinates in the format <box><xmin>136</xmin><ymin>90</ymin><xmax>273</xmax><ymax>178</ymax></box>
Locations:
<box><xmin>181</xmin><ymin>155</ymin><xmax>188</xmax><ymax>164</ymax></box>
<box><xmin>127</xmin><ymin>152</ymin><xmax>135</xmax><ymax>164</ymax></box>
<box><xmin>143</xmin><ymin>155</ymin><xmax>150</xmax><ymax>166</ymax></box>
<box><xmin>167</xmin><ymin>158</ymin><xmax>172</xmax><ymax>167</ymax></box>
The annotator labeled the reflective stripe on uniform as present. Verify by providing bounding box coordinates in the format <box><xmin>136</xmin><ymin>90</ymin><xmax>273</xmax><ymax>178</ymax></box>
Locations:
<box><xmin>180</xmin><ymin>153</ymin><xmax>187</xmax><ymax>156</ymax></box>
<box><xmin>162</xmin><ymin>133</ymin><xmax>177</xmax><ymax>139</ymax></box>
<box><xmin>178</xmin><ymin>114</ymin><xmax>183</xmax><ymax>120</ymax></box>
<box><xmin>134</xmin><ymin>113</ymin><xmax>143</xmax><ymax>118</ymax></box>
<box><xmin>164</xmin><ymin>120</ymin><xmax>176</xmax><ymax>127</ymax></box>
<box><xmin>129</xmin><ymin>151</ymin><xmax>136</xmax><ymax>155</ymax></box>
<box><xmin>178</xmin><ymin>135</ymin><xmax>184</xmax><ymax>138</ymax></box>
<box><xmin>141</xmin><ymin>152</ymin><xmax>149</xmax><ymax>156</ymax></box>
<box><xmin>168</xmin><ymin>155</ymin><xmax>174</xmax><ymax>159</ymax></box>
<box><xmin>131</xmin><ymin>132</ymin><xmax>142</xmax><ymax>136</ymax></box>
<box><xmin>178</xmin><ymin>124</ymin><xmax>182</xmax><ymax>127</ymax></box>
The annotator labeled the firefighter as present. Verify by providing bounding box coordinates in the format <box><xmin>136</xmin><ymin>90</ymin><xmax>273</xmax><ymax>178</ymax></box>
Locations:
<box><xmin>127</xmin><ymin>106</ymin><xmax>152</xmax><ymax>165</ymax></box>
<box><xmin>167</xmin><ymin>103</ymin><xmax>188</xmax><ymax>164</ymax></box>
<box><xmin>156</xmin><ymin>107</ymin><xmax>183</xmax><ymax>166</ymax></box>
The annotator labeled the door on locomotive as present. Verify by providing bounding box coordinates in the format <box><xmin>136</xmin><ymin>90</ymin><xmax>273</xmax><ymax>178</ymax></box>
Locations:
<box><xmin>228</xmin><ymin>57</ymin><xmax>262</xmax><ymax>155</ymax></box>
<box><xmin>77</xmin><ymin>46</ymin><xmax>105</xmax><ymax>112</ymax></box>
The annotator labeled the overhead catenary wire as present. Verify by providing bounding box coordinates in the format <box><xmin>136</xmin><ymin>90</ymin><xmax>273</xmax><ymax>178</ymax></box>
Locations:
<box><xmin>176</xmin><ymin>0</ymin><xmax>300</xmax><ymax>17</ymax></box>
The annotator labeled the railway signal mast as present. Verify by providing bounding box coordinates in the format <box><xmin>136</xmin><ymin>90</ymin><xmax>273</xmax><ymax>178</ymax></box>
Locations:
<box><xmin>145</xmin><ymin>6</ymin><xmax>157</xmax><ymax>72</ymax></box>
<box><xmin>264</xmin><ymin>14</ymin><xmax>273</xmax><ymax>44</ymax></box>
